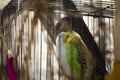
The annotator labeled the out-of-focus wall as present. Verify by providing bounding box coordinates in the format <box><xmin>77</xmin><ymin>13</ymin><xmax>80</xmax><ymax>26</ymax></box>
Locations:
<box><xmin>114</xmin><ymin>0</ymin><xmax>120</xmax><ymax>61</ymax></box>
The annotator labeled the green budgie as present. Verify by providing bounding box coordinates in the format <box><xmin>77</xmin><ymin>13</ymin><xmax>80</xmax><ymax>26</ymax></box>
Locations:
<box><xmin>62</xmin><ymin>31</ymin><xmax>101</xmax><ymax>80</ymax></box>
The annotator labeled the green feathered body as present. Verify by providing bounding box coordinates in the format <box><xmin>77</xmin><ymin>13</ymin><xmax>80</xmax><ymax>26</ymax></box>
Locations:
<box><xmin>64</xmin><ymin>31</ymin><xmax>101</xmax><ymax>80</ymax></box>
<box><xmin>66</xmin><ymin>43</ymin><xmax>84</xmax><ymax>78</ymax></box>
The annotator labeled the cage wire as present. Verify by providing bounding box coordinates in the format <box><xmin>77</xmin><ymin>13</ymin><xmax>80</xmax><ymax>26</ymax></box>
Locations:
<box><xmin>0</xmin><ymin>0</ymin><xmax>115</xmax><ymax>80</ymax></box>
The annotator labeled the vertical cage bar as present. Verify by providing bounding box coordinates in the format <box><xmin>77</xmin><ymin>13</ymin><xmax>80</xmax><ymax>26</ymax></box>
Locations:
<box><xmin>58</xmin><ymin>11</ymin><xmax>61</xmax><ymax>80</ymax></box>
<box><xmin>93</xmin><ymin>17</ymin><xmax>95</xmax><ymax>36</ymax></box>
<box><xmin>49</xmin><ymin>36</ymin><xmax>52</xmax><ymax>80</ymax></box>
<box><xmin>98</xmin><ymin>17</ymin><xmax>101</xmax><ymax>50</ymax></box>
<box><xmin>108</xmin><ymin>18</ymin><xmax>111</xmax><ymax>48</ymax></box>
<box><xmin>0</xmin><ymin>37</ymin><xmax>3</xmax><ymax>79</ymax></box>
<box><xmin>101</xmin><ymin>18</ymin><xmax>105</xmax><ymax>52</ymax></box>
<box><xmin>14</xmin><ymin>17</ymin><xmax>19</xmax><ymax>80</ymax></box>
<box><xmin>40</xmin><ymin>23</ymin><xmax>42</xmax><ymax>80</ymax></box>
<box><xmin>26</xmin><ymin>12</ymin><xmax>29</xmax><ymax>80</ymax></box>
<box><xmin>51</xmin><ymin>18</ymin><xmax>54</xmax><ymax>80</ymax></box>
<box><xmin>46</xmin><ymin>33</ymin><xmax>49</xmax><ymax>80</ymax></box>
<box><xmin>88</xmin><ymin>14</ymin><xmax>89</xmax><ymax>29</ymax></box>
<box><xmin>18</xmin><ymin>15</ymin><xmax>21</xmax><ymax>80</ymax></box>
<box><xmin>33</xmin><ymin>23</ymin><xmax>36</xmax><ymax>80</ymax></box>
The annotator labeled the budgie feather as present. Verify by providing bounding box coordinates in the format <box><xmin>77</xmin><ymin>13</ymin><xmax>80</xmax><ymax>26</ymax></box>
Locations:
<box><xmin>6</xmin><ymin>57</ymin><xmax>17</xmax><ymax>80</ymax></box>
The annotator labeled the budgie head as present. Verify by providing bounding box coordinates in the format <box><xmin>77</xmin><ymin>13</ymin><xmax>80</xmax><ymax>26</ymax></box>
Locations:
<box><xmin>63</xmin><ymin>31</ymin><xmax>81</xmax><ymax>43</ymax></box>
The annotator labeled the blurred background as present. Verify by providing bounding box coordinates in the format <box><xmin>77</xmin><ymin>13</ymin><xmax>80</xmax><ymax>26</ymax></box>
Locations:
<box><xmin>0</xmin><ymin>0</ymin><xmax>119</xmax><ymax>80</ymax></box>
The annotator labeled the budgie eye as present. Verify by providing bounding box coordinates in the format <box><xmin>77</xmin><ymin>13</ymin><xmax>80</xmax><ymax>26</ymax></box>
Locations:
<box><xmin>66</xmin><ymin>35</ymin><xmax>69</xmax><ymax>39</ymax></box>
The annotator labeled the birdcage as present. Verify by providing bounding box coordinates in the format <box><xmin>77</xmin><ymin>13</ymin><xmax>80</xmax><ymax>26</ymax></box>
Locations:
<box><xmin>0</xmin><ymin>0</ymin><xmax>115</xmax><ymax>80</ymax></box>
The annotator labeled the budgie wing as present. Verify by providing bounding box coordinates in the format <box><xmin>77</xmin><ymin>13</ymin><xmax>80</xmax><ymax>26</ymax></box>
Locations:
<box><xmin>71</xmin><ymin>37</ymin><xmax>96</xmax><ymax>80</ymax></box>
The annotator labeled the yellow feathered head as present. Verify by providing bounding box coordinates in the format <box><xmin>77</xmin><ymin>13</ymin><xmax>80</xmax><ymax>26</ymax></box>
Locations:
<box><xmin>63</xmin><ymin>31</ymin><xmax>81</xmax><ymax>43</ymax></box>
